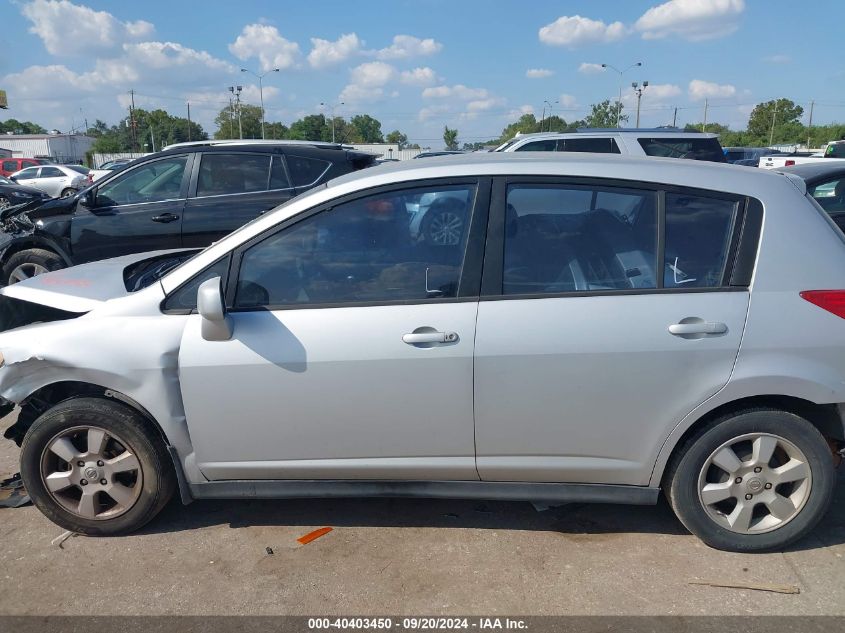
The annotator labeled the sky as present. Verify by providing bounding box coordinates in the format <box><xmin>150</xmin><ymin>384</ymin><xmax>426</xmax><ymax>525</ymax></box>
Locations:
<box><xmin>1</xmin><ymin>0</ymin><xmax>844</xmax><ymax>148</ymax></box>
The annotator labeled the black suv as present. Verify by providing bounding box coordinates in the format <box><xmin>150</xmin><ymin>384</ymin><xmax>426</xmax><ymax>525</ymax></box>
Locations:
<box><xmin>0</xmin><ymin>141</ymin><xmax>376</xmax><ymax>284</ymax></box>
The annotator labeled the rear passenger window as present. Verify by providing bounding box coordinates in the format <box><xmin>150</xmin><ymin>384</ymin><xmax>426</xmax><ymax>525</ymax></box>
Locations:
<box><xmin>39</xmin><ymin>167</ymin><xmax>63</xmax><ymax>178</ymax></box>
<box><xmin>561</xmin><ymin>138</ymin><xmax>621</xmax><ymax>154</ymax></box>
<box><xmin>515</xmin><ymin>140</ymin><xmax>558</xmax><ymax>152</ymax></box>
<box><xmin>270</xmin><ymin>156</ymin><xmax>291</xmax><ymax>190</ymax></box>
<box><xmin>503</xmin><ymin>185</ymin><xmax>657</xmax><ymax>295</ymax></box>
<box><xmin>196</xmin><ymin>154</ymin><xmax>271</xmax><ymax>197</ymax></box>
<box><xmin>2</xmin><ymin>161</ymin><xmax>16</xmax><ymax>172</ymax></box>
<box><xmin>286</xmin><ymin>155</ymin><xmax>331</xmax><ymax>187</ymax></box>
<box><xmin>664</xmin><ymin>193</ymin><xmax>737</xmax><ymax>287</ymax></box>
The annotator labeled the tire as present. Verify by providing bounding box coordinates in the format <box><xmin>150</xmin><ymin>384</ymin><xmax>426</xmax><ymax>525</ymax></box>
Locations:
<box><xmin>2</xmin><ymin>248</ymin><xmax>65</xmax><ymax>285</ymax></box>
<box><xmin>665</xmin><ymin>408</ymin><xmax>836</xmax><ymax>552</ymax></box>
<box><xmin>20</xmin><ymin>397</ymin><xmax>175</xmax><ymax>536</ymax></box>
<box><xmin>60</xmin><ymin>188</ymin><xmax>77</xmax><ymax>198</ymax></box>
<box><xmin>421</xmin><ymin>201</ymin><xmax>466</xmax><ymax>246</ymax></box>
<box><xmin>0</xmin><ymin>195</ymin><xmax>9</xmax><ymax>211</ymax></box>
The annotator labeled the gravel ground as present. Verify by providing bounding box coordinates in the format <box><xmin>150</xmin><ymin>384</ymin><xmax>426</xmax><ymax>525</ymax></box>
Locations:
<box><xmin>1</xmin><ymin>412</ymin><xmax>844</xmax><ymax>616</ymax></box>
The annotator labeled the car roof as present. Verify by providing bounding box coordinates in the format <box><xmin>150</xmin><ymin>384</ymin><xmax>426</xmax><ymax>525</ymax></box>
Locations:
<box><xmin>160</xmin><ymin>139</ymin><xmax>349</xmax><ymax>151</ymax></box>
<box><xmin>331</xmin><ymin>152</ymin><xmax>799</xmax><ymax>195</ymax></box>
<box><xmin>777</xmin><ymin>161</ymin><xmax>845</xmax><ymax>183</ymax></box>
<box><xmin>511</xmin><ymin>129</ymin><xmax>720</xmax><ymax>140</ymax></box>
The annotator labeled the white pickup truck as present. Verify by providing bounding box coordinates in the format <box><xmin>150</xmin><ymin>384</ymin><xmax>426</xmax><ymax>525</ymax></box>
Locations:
<box><xmin>759</xmin><ymin>141</ymin><xmax>845</xmax><ymax>169</ymax></box>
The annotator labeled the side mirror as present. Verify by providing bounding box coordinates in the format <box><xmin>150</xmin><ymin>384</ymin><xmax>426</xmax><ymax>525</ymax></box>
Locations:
<box><xmin>80</xmin><ymin>190</ymin><xmax>95</xmax><ymax>207</ymax></box>
<box><xmin>197</xmin><ymin>277</ymin><xmax>232</xmax><ymax>341</ymax></box>
<box><xmin>8</xmin><ymin>176</ymin><xmax>17</xmax><ymax>182</ymax></box>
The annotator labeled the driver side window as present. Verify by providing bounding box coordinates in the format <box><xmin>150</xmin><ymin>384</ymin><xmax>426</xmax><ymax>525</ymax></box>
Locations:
<box><xmin>233</xmin><ymin>184</ymin><xmax>477</xmax><ymax>308</ymax></box>
<box><xmin>97</xmin><ymin>155</ymin><xmax>188</xmax><ymax>206</ymax></box>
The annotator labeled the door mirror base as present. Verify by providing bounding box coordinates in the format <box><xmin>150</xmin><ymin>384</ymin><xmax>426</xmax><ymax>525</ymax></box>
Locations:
<box><xmin>197</xmin><ymin>276</ymin><xmax>232</xmax><ymax>341</ymax></box>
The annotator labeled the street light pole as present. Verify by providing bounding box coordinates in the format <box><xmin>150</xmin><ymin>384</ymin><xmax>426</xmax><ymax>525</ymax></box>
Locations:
<box><xmin>228</xmin><ymin>86</ymin><xmax>243</xmax><ymax>139</ymax></box>
<box><xmin>320</xmin><ymin>101</ymin><xmax>345</xmax><ymax>143</ymax></box>
<box><xmin>631</xmin><ymin>81</ymin><xmax>648</xmax><ymax>128</ymax></box>
<box><xmin>600</xmin><ymin>62</ymin><xmax>642</xmax><ymax>128</ymax></box>
<box><xmin>241</xmin><ymin>67</ymin><xmax>280</xmax><ymax>139</ymax></box>
<box><xmin>542</xmin><ymin>100</ymin><xmax>558</xmax><ymax>132</ymax></box>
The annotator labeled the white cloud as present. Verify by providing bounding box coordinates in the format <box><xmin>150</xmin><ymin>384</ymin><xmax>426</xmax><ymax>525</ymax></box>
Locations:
<box><xmin>578</xmin><ymin>62</ymin><xmax>606</xmax><ymax>75</ymax></box>
<box><xmin>643</xmin><ymin>83</ymin><xmax>682</xmax><ymax>100</ymax></box>
<box><xmin>635</xmin><ymin>0</ymin><xmax>745</xmax><ymax>41</ymax></box>
<box><xmin>539</xmin><ymin>15</ymin><xmax>627</xmax><ymax>48</ymax></box>
<box><xmin>466</xmin><ymin>97</ymin><xmax>506</xmax><ymax>113</ymax></box>
<box><xmin>307</xmin><ymin>33</ymin><xmax>363</xmax><ymax>69</ymax></box>
<box><xmin>422</xmin><ymin>84</ymin><xmax>489</xmax><ymax>100</ymax></box>
<box><xmin>418</xmin><ymin>104</ymin><xmax>451</xmax><ymax>122</ymax></box>
<box><xmin>526</xmin><ymin>68</ymin><xmax>554</xmax><ymax>79</ymax></box>
<box><xmin>559</xmin><ymin>94</ymin><xmax>578</xmax><ymax>108</ymax></box>
<box><xmin>400</xmin><ymin>67</ymin><xmax>438</xmax><ymax>86</ymax></box>
<box><xmin>229</xmin><ymin>24</ymin><xmax>301</xmax><ymax>71</ymax></box>
<box><xmin>22</xmin><ymin>0</ymin><xmax>154</xmax><ymax>56</ymax></box>
<box><xmin>688</xmin><ymin>79</ymin><xmax>737</xmax><ymax>101</ymax></box>
<box><xmin>339</xmin><ymin>61</ymin><xmax>397</xmax><ymax>103</ymax></box>
<box><xmin>763</xmin><ymin>54</ymin><xmax>791</xmax><ymax>64</ymax></box>
<box><xmin>377</xmin><ymin>35</ymin><xmax>443</xmax><ymax>60</ymax></box>
<box><xmin>507</xmin><ymin>105</ymin><xmax>535</xmax><ymax>119</ymax></box>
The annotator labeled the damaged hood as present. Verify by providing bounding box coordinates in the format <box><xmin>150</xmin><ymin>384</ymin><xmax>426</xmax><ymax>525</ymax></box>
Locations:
<box><xmin>0</xmin><ymin>249</ymin><xmax>195</xmax><ymax>313</ymax></box>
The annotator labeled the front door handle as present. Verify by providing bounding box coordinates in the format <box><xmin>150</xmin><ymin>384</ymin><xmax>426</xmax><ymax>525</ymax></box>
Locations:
<box><xmin>669</xmin><ymin>321</ymin><xmax>727</xmax><ymax>335</ymax></box>
<box><xmin>151</xmin><ymin>213</ymin><xmax>180</xmax><ymax>223</ymax></box>
<box><xmin>402</xmin><ymin>331</ymin><xmax>458</xmax><ymax>344</ymax></box>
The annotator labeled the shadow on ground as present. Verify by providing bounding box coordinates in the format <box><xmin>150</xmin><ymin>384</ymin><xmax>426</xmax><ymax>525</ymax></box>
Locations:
<box><xmin>140</xmin><ymin>470</ymin><xmax>845</xmax><ymax>552</ymax></box>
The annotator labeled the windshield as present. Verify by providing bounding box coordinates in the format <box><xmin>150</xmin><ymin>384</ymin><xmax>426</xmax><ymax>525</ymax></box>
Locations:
<box><xmin>638</xmin><ymin>137</ymin><xmax>727</xmax><ymax>162</ymax></box>
<box><xmin>0</xmin><ymin>175</ymin><xmax>10</xmax><ymax>184</ymax></box>
<box><xmin>494</xmin><ymin>139</ymin><xmax>520</xmax><ymax>152</ymax></box>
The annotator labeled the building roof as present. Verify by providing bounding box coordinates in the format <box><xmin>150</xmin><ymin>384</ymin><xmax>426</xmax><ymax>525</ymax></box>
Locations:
<box><xmin>0</xmin><ymin>134</ymin><xmax>94</xmax><ymax>140</ymax></box>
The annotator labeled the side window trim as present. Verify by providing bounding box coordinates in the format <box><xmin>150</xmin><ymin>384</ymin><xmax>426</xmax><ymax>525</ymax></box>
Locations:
<box><xmin>225</xmin><ymin>177</ymin><xmax>488</xmax><ymax>311</ymax></box>
<box><xmin>161</xmin><ymin>254</ymin><xmax>233</xmax><ymax>315</ymax></box>
<box><xmin>481</xmin><ymin>175</ymin><xmax>755</xmax><ymax>299</ymax></box>
<box><xmin>270</xmin><ymin>154</ymin><xmax>295</xmax><ymax>192</ymax></box>
<box><xmin>285</xmin><ymin>153</ymin><xmax>332</xmax><ymax>189</ymax></box>
<box><xmin>96</xmin><ymin>153</ymin><xmax>194</xmax><ymax>207</ymax></box>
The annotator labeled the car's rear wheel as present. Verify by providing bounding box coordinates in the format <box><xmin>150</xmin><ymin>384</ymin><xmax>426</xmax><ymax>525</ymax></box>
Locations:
<box><xmin>0</xmin><ymin>195</ymin><xmax>9</xmax><ymax>211</ymax></box>
<box><xmin>60</xmin><ymin>188</ymin><xmax>77</xmax><ymax>198</ymax></box>
<box><xmin>20</xmin><ymin>397</ymin><xmax>175</xmax><ymax>536</ymax></box>
<box><xmin>666</xmin><ymin>409</ymin><xmax>836</xmax><ymax>552</ymax></box>
<box><xmin>3</xmin><ymin>248</ymin><xmax>65</xmax><ymax>284</ymax></box>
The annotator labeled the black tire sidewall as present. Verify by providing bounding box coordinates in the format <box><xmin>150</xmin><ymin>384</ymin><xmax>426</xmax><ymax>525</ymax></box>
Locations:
<box><xmin>20</xmin><ymin>397</ymin><xmax>174</xmax><ymax>535</ymax></box>
<box><xmin>3</xmin><ymin>248</ymin><xmax>65</xmax><ymax>284</ymax></box>
<box><xmin>668</xmin><ymin>409</ymin><xmax>836</xmax><ymax>552</ymax></box>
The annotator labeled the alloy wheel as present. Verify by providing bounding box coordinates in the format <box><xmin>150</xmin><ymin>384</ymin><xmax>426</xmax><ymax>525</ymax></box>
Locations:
<box><xmin>427</xmin><ymin>211</ymin><xmax>463</xmax><ymax>246</ymax></box>
<box><xmin>697</xmin><ymin>432</ymin><xmax>812</xmax><ymax>534</ymax></box>
<box><xmin>39</xmin><ymin>425</ymin><xmax>144</xmax><ymax>520</ymax></box>
<box><xmin>8</xmin><ymin>262</ymin><xmax>48</xmax><ymax>283</ymax></box>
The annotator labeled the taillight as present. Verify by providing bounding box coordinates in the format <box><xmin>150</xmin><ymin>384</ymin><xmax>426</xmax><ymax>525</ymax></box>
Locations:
<box><xmin>800</xmin><ymin>290</ymin><xmax>845</xmax><ymax>319</ymax></box>
<box><xmin>785</xmin><ymin>160</ymin><xmax>795</xmax><ymax>166</ymax></box>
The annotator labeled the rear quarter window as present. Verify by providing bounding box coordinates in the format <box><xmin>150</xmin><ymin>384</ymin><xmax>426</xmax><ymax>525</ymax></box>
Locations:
<box><xmin>638</xmin><ymin>137</ymin><xmax>726</xmax><ymax>162</ymax></box>
<box><xmin>286</xmin><ymin>155</ymin><xmax>331</xmax><ymax>187</ymax></box>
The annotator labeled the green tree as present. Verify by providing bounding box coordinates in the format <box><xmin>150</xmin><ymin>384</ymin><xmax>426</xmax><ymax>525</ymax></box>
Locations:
<box><xmin>288</xmin><ymin>114</ymin><xmax>330</xmax><ymax>141</ymax></box>
<box><xmin>747</xmin><ymin>99</ymin><xmax>804</xmax><ymax>143</ymax></box>
<box><xmin>0</xmin><ymin>118</ymin><xmax>47</xmax><ymax>134</ymax></box>
<box><xmin>584</xmin><ymin>100</ymin><xmax>627</xmax><ymax>128</ymax></box>
<box><xmin>500</xmin><ymin>114</ymin><xmax>539</xmax><ymax>140</ymax></box>
<box><xmin>386</xmin><ymin>130</ymin><xmax>408</xmax><ymax>149</ymax></box>
<box><xmin>349</xmin><ymin>114</ymin><xmax>384</xmax><ymax>143</ymax></box>
<box><xmin>214</xmin><ymin>103</ymin><xmax>264</xmax><ymax>139</ymax></box>
<box><xmin>443</xmin><ymin>125</ymin><xmax>459</xmax><ymax>150</ymax></box>
<box><xmin>264</xmin><ymin>122</ymin><xmax>290</xmax><ymax>140</ymax></box>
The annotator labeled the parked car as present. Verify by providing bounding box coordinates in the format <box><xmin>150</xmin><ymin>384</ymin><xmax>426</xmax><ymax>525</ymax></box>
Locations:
<box><xmin>495</xmin><ymin>128</ymin><xmax>727</xmax><ymax>162</ymax></box>
<box><xmin>1</xmin><ymin>153</ymin><xmax>844</xmax><ymax>552</ymax></box>
<box><xmin>723</xmin><ymin>147</ymin><xmax>786</xmax><ymax>166</ymax></box>
<box><xmin>0</xmin><ymin>141</ymin><xmax>377</xmax><ymax>285</ymax></box>
<box><xmin>779</xmin><ymin>161</ymin><xmax>845</xmax><ymax>231</ymax></box>
<box><xmin>90</xmin><ymin>158</ymin><xmax>134</xmax><ymax>183</ymax></box>
<box><xmin>759</xmin><ymin>141</ymin><xmax>845</xmax><ymax>169</ymax></box>
<box><xmin>0</xmin><ymin>157</ymin><xmax>49</xmax><ymax>177</ymax></box>
<box><xmin>0</xmin><ymin>175</ymin><xmax>51</xmax><ymax>211</ymax></box>
<box><xmin>8</xmin><ymin>164</ymin><xmax>90</xmax><ymax>198</ymax></box>
<box><xmin>413</xmin><ymin>151</ymin><xmax>465</xmax><ymax>158</ymax></box>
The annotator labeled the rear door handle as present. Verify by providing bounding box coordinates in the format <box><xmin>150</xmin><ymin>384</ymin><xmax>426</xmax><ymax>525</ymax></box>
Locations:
<box><xmin>668</xmin><ymin>321</ymin><xmax>727</xmax><ymax>335</ymax></box>
<box><xmin>152</xmin><ymin>213</ymin><xmax>180</xmax><ymax>223</ymax></box>
<box><xmin>402</xmin><ymin>331</ymin><xmax>458</xmax><ymax>344</ymax></box>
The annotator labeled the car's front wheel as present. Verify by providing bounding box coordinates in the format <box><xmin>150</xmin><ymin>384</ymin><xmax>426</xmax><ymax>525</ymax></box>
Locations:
<box><xmin>20</xmin><ymin>397</ymin><xmax>175</xmax><ymax>535</ymax></box>
<box><xmin>2</xmin><ymin>248</ymin><xmax>65</xmax><ymax>284</ymax></box>
<box><xmin>666</xmin><ymin>409</ymin><xmax>836</xmax><ymax>552</ymax></box>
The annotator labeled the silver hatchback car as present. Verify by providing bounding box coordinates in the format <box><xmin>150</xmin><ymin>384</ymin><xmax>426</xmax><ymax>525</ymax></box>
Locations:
<box><xmin>1</xmin><ymin>153</ymin><xmax>844</xmax><ymax>552</ymax></box>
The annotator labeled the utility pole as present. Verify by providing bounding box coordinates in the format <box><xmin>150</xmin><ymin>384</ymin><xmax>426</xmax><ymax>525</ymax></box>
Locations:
<box><xmin>129</xmin><ymin>89</ymin><xmax>138</xmax><ymax>152</ymax></box>
<box><xmin>807</xmin><ymin>99</ymin><xmax>815</xmax><ymax>149</ymax></box>
<box><xmin>702</xmin><ymin>99</ymin><xmax>708</xmax><ymax>132</ymax></box>
<box><xmin>769</xmin><ymin>102</ymin><xmax>779</xmax><ymax>146</ymax></box>
<box><xmin>320</xmin><ymin>101</ymin><xmax>345</xmax><ymax>143</ymax></box>
<box><xmin>673</xmin><ymin>107</ymin><xmax>678</xmax><ymax>127</ymax></box>
<box><xmin>186</xmin><ymin>101</ymin><xmax>192</xmax><ymax>141</ymax></box>
<box><xmin>228</xmin><ymin>86</ymin><xmax>243</xmax><ymax>139</ymax></box>
<box><xmin>632</xmin><ymin>81</ymin><xmax>648</xmax><ymax>128</ymax></box>
<box><xmin>227</xmin><ymin>93</ymin><xmax>234</xmax><ymax>138</ymax></box>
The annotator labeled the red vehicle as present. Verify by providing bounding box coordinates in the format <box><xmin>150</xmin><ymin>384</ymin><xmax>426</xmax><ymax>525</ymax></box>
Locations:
<box><xmin>0</xmin><ymin>157</ymin><xmax>49</xmax><ymax>177</ymax></box>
